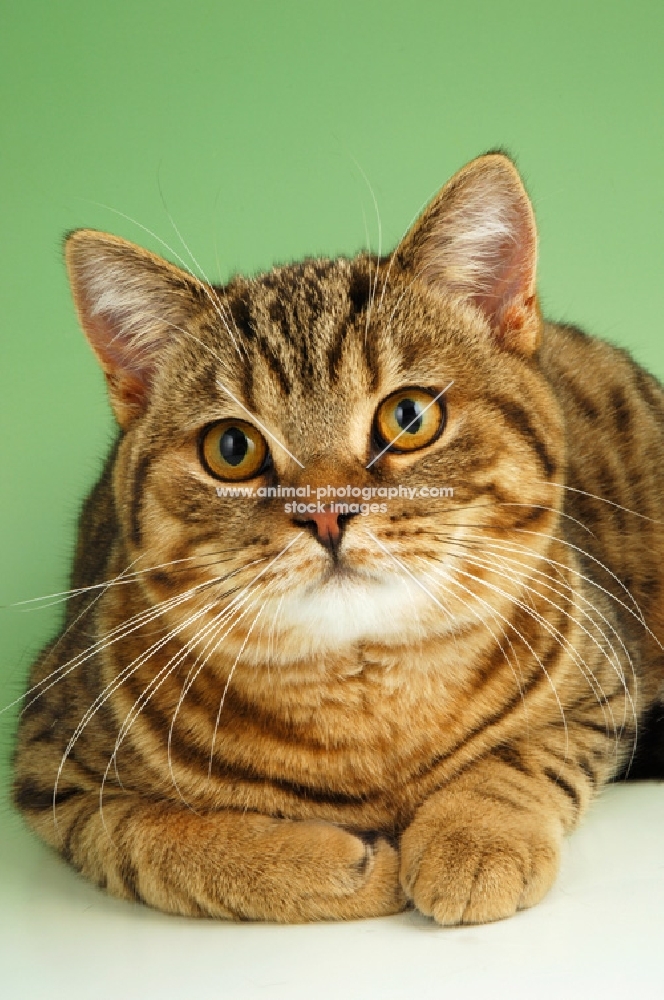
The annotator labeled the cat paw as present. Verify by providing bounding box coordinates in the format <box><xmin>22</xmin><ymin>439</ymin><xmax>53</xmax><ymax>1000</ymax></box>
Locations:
<box><xmin>399</xmin><ymin>798</ymin><xmax>561</xmax><ymax>925</ymax></box>
<box><xmin>231</xmin><ymin>819</ymin><xmax>407</xmax><ymax>922</ymax></box>
<box><xmin>297</xmin><ymin>824</ymin><xmax>408</xmax><ymax>921</ymax></box>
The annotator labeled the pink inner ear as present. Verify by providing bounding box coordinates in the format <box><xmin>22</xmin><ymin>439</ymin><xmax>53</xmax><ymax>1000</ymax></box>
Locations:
<box><xmin>69</xmin><ymin>290</ymin><xmax>156</xmax><ymax>428</ymax></box>
<box><xmin>405</xmin><ymin>155</ymin><xmax>540</xmax><ymax>352</ymax></box>
<box><xmin>75</xmin><ymin>284</ymin><xmax>157</xmax><ymax>419</ymax></box>
<box><xmin>65</xmin><ymin>230</ymin><xmax>203</xmax><ymax>428</ymax></box>
<box><xmin>85</xmin><ymin>308</ymin><xmax>153</xmax><ymax>381</ymax></box>
<box><xmin>470</xmin><ymin>223</ymin><xmax>536</xmax><ymax>321</ymax></box>
<box><xmin>85</xmin><ymin>312</ymin><xmax>154</xmax><ymax>427</ymax></box>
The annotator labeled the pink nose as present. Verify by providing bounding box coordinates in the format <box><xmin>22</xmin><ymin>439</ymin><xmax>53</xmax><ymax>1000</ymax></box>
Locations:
<box><xmin>305</xmin><ymin>510</ymin><xmax>342</xmax><ymax>546</ymax></box>
<box><xmin>293</xmin><ymin>508</ymin><xmax>357</xmax><ymax>553</ymax></box>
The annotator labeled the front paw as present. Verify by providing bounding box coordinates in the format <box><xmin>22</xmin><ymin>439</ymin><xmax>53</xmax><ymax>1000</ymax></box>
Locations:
<box><xmin>400</xmin><ymin>795</ymin><xmax>561</xmax><ymax>925</ymax></box>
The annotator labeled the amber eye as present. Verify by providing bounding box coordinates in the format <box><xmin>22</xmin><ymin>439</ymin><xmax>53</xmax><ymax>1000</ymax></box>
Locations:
<box><xmin>200</xmin><ymin>420</ymin><xmax>269</xmax><ymax>481</ymax></box>
<box><xmin>374</xmin><ymin>387</ymin><xmax>446</xmax><ymax>453</ymax></box>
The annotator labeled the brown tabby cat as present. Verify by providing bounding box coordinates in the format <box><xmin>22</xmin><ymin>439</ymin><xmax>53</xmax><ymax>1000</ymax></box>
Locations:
<box><xmin>12</xmin><ymin>153</ymin><xmax>664</xmax><ymax>925</ymax></box>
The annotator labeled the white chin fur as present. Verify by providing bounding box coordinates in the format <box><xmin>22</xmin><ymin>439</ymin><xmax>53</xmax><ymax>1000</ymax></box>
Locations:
<box><xmin>271</xmin><ymin>573</ymin><xmax>440</xmax><ymax>653</ymax></box>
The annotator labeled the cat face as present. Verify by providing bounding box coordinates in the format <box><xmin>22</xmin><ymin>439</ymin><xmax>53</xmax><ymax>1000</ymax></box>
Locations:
<box><xmin>66</xmin><ymin>154</ymin><xmax>565</xmax><ymax>663</ymax></box>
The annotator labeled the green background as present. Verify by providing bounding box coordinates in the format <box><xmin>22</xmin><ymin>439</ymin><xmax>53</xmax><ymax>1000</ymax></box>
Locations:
<box><xmin>1</xmin><ymin>0</ymin><xmax>663</xmax><ymax>796</ymax></box>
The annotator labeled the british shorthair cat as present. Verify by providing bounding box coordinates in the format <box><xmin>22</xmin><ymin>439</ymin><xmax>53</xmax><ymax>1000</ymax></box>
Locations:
<box><xmin>13</xmin><ymin>152</ymin><xmax>664</xmax><ymax>923</ymax></box>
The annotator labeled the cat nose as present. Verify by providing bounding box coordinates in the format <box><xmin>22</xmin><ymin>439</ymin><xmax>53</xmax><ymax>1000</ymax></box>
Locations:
<box><xmin>293</xmin><ymin>510</ymin><xmax>358</xmax><ymax>554</ymax></box>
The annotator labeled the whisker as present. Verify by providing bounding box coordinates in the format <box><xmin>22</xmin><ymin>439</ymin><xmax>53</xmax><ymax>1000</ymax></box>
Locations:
<box><xmin>414</xmin><ymin>555</ymin><xmax>570</xmax><ymax>753</ymax></box>
<box><xmin>347</xmin><ymin>155</ymin><xmax>382</xmax><ymax>344</ymax></box>
<box><xmin>166</xmin><ymin>534</ymin><xmax>302</xmax><ymax>805</ymax></box>
<box><xmin>7</xmin><ymin>544</ymin><xmax>254</xmax><ymax>610</ymax></box>
<box><xmin>208</xmin><ymin>601</ymin><xmax>267</xmax><ymax>776</ymax></box>
<box><xmin>444</xmin><ymin>532</ymin><xmax>641</xmax><ymax>761</ymax></box>
<box><xmin>8</xmin><ymin>557</ymin><xmax>269</xmax><ymax>718</ymax></box>
<box><xmin>54</xmin><ymin>583</ymin><xmax>235</xmax><ymax>837</ymax></box>
<box><xmin>376</xmin><ymin>181</ymin><xmax>446</xmax><ymax>312</ymax></box>
<box><xmin>100</xmin><ymin>585</ymin><xmax>265</xmax><ymax>827</ymax></box>
<box><xmin>14</xmin><ymin>554</ymin><xmax>143</xmax><ymax>690</ymax></box>
<box><xmin>362</xmin><ymin>528</ymin><xmax>454</xmax><ymax>623</ymax></box>
<box><xmin>105</xmin><ymin>591</ymin><xmax>252</xmax><ymax>800</ymax></box>
<box><xmin>86</xmin><ymin>199</ymin><xmax>244</xmax><ymax>361</ymax></box>
<box><xmin>427</xmin><ymin>525</ymin><xmax>640</xmax><ymax>696</ymax></box>
<box><xmin>441</xmin><ymin>548</ymin><xmax>630</xmax><ymax>745</ymax></box>
<box><xmin>433</xmin><ymin>556</ymin><xmax>618</xmax><ymax>745</ymax></box>
<box><xmin>413</xmin><ymin>559</ymin><xmax>529</xmax><ymax>724</ymax></box>
<box><xmin>427</xmin><ymin>519</ymin><xmax>651</xmax><ymax>635</ymax></box>
<box><xmin>365</xmin><ymin>380</ymin><xmax>454</xmax><ymax>470</ymax></box>
<box><xmin>364</xmin><ymin>529</ymin><xmax>529</xmax><ymax>722</ymax></box>
<box><xmin>265</xmin><ymin>594</ymin><xmax>285</xmax><ymax>675</ymax></box>
<box><xmin>157</xmin><ymin>180</ymin><xmax>247</xmax><ymax>362</ymax></box>
<box><xmin>479</xmin><ymin>545</ymin><xmax>638</xmax><ymax>747</ymax></box>
<box><xmin>164</xmin><ymin>587</ymin><xmax>266</xmax><ymax>813</ymax></box>
<box><xmin>539</xmin><ymin>479</ymin><xmax>664</xmax><ymax>526</ymax></box>
<box><xmin>215</xmin><ymin>379</ymin><xmax>305</xmax><ymax>469</ymax></box>
<box><xmin>455</xmin><ymin>535</ymin><xmax>635</xmax><ymax>672</ymax></box>
<box><xmin>399</xmin><ymin>500</ymin><xmax>595</xmax><ymax>539</ymax></box>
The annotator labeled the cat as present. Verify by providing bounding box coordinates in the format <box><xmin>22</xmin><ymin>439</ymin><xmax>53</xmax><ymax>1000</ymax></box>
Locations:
<box><xmin>12</xmin><ymin>152</ymin><xmax>664</xmax><ymax>925</ymax></box>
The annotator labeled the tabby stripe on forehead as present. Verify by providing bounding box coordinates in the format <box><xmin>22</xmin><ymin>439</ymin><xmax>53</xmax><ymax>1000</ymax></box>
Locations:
<box><xmin>298</xmin><ymin>275</ymin><xmax>326</xmax><ymax>328</ymax></box>
<box><xmin>347</xmin><ymin>268</ymin><xmax>372</xmax><ymax>318</ymax></box>
<box><xmin>347</xmin><ymin>266</ymin><xmax>379</xmax><ymax>391</ymax></box>
<box><xmin>487</xmin><ymin>396</ymin><xmax>557</xmax><ymax>479</ymax></box>
<box><xmin>230</xmin><ymin>290</ymin><xmax>292</xmax><ymax>398</ymax></box>
<box><xmin>267</xmin><ymin>275</ymin><xmax>316</xmax><ymax>384</ymax></box>
<box><xmin>363</xmin><ymin>340</ymin><xmax>379</xmax><ymax>393</ymax></box>
<box><xmin>258</xmin><ymin>339</ymin><xmax>292</xmax><ymax>397</ymax></box>
<box><xmin>326</xmin><ymin>320</ymin><xmax>349</xmax><ymax>385</ymax></box>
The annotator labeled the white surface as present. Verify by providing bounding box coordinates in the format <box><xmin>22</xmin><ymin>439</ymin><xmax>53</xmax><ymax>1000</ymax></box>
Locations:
<box><xmin>1</xmin><ymin>783</ymin><xmax>663</xmax><ymax>1000</ymax></box>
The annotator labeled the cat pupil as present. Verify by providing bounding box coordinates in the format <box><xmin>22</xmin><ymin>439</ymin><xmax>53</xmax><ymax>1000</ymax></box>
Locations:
<box><xmin>396</xmin><ymin>398</ymin><xmax>423</xmax><ymax>434</ymax></box>
<box><xmin>220</xmin><ymin>426</ymin><xmax>248</xmax><ymax>466</ymax></box>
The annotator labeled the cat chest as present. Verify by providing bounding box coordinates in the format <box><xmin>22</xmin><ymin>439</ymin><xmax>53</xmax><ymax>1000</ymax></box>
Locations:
<box><xmin>110</xmin><ymin>668</ymin><xmax>457</xmax><ymax>831</ymax></box>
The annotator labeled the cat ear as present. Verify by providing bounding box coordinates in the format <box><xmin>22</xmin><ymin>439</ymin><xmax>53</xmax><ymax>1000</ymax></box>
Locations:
<box><xmin>65</xmin><ymin>230</ymin><xmax>209</xmax><ymax>427</ymax></box>
<box><xmin>398</xmin><ymin>153</ymin><xmax>541</xmax><ymax>354</ymax></box>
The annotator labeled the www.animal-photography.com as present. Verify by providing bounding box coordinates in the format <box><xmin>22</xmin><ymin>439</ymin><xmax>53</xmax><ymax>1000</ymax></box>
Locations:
<box><xmin>2</xmin><ymin>2</ymin><xmax>663</xmax><ymax>998</ymax></box>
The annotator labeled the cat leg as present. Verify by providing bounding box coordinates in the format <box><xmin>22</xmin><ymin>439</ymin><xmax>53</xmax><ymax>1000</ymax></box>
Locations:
<box><xmin>18</xmin><ymin>791</ymin><xmax>406</xmax><ymax>921</ymax></box>
<box><xmin>399</xmin><ymin>728</ymin><xmax>610</xmax><ymax>925</ymax></box>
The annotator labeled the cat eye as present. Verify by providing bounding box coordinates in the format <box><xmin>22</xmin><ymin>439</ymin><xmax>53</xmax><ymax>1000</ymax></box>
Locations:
<box><xmin>200</xmin><ymin>419</ymin><xmax>269</xmax><ymax>481</ymax></box>
<box><xmin>374</xmin><ymin>387</ymin><xmax>446</xmax><ymax>453</ymax></box>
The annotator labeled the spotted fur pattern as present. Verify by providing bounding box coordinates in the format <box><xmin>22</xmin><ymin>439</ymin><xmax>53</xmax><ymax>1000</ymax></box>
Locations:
<box><xmin>13</xmin><ymin>154</ymin><xmax>664</xmax><ymax>924</ymax></box>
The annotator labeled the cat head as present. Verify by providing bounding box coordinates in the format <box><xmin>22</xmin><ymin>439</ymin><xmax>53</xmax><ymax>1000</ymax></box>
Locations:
<box><xmin>65</xmin><ymin>153</ymin><xmax>565</xmax><ymax>663</ymax></box>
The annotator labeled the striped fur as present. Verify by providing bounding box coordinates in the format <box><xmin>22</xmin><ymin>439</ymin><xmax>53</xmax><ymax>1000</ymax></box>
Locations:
<box><xmin>13</xmin><ymin>154</ymin><xmax>664</xmax><ymax>924</ymax></box>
